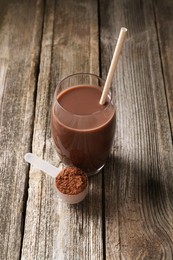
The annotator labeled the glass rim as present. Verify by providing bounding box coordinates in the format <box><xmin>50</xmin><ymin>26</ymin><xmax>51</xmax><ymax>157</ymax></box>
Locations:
<box><xmin>58</xmin><ymin>72</ymin><xmax>105</xmax><ymax>85</ymax></box>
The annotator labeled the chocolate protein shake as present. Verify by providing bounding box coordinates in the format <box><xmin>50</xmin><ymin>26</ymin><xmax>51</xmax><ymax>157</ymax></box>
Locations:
<box><xmin>51</xmin><ymin>83</ymin><xmax>115</xmax><ymax>175</ymax></box>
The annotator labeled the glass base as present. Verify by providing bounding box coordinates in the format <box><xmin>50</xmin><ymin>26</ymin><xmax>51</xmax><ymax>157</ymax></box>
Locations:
<box><xmin>86</xmin><ymin>164</ymin><xmax>105</xmax><ymax>177</ymax></box>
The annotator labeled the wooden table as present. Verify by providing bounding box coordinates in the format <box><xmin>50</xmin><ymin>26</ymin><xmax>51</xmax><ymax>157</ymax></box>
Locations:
<box><xmin>1</xmin><ymin>0</ymin><xmax>173</xmax><ymax>259</ymax></box>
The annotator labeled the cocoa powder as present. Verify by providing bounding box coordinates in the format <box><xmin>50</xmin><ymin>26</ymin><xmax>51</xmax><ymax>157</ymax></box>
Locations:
<box><xmin>55</xmin><ymin>167</ymin><xmax>88</xmax><ymax>195</ymax></box>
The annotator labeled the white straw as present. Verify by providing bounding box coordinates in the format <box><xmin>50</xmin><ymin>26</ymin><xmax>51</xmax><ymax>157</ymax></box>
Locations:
<box><xmin>99</xmin><ymin>27</ymin><xmax>127</xmax><ymax>105</ymax></box>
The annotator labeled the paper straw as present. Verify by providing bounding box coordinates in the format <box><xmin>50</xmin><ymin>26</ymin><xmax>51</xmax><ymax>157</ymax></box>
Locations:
<box><xmin>99</xmin><ymin>27</ymin><xmax>127</xmax><ymax>105</ymax></box>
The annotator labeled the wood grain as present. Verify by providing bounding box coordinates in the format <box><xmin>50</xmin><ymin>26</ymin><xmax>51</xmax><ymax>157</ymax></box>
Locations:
<box><xmin>153</xmin><ymin>0</ymin><xmax>173</xmax><ymax>136</ymax></box>
<box><xmin>0</xmin><ymin>0</ymin><xmax>44</xmax><ymax>259</ymax></box>
<box><xmin>21</xmin><ymin>0</ymin><xmax>103</xmax><ymax>259</ymax></box>
<box><xmin>100</xmin><ymin>0</ymin><xmax>173</xmax><ymax>258</ymax></box>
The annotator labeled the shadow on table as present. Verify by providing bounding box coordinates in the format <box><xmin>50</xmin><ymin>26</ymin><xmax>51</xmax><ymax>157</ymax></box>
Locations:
<box><xmin>101</xmin><ymin>154</ymin><xmax>173</xmax><ymax>257</ymax></box>
<box><xmin>104</xmin><ymin>153</ymin><xmax>173</xmax><ymax>209</ymax></box>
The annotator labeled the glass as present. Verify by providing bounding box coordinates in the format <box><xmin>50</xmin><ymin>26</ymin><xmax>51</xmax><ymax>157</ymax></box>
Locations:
<box><xmin>51</xmin><ymin>73</ymin><xmax>116</xmax><ymax>176</ymax></box>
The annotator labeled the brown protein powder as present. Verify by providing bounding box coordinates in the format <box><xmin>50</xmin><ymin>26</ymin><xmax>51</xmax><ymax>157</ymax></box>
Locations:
<box><xmin>55</xmin><ymin>167</ymin><xmax>88</xmax><ymax>195</ymax></box>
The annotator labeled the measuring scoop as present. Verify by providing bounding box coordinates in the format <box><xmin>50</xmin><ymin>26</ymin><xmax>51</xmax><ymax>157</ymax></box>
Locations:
<box><xmin>24</xmin><ymin>153</ymin><xmax>88</xmax><ymax>204</ymax></box>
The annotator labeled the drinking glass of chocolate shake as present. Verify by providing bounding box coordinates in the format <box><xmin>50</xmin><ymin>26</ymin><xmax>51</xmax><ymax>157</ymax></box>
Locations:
<box><xmin>51</xmin><ymin>73</ymin><xmax>116</xmax><ymax>176</ymax></box>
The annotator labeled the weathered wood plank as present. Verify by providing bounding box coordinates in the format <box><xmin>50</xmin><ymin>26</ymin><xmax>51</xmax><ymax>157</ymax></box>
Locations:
<box><xmin>154</xmin><ymin>0</ymin><xmax>173</xmax><ymax>136</ymax></box>
<box><xmin>0</xmin><ymin>0</ymin><xmax>44</xmax><ymax>259</ymax></box>
<box><xmin>100</xmin><ymin>0</ymin><xmax>173</xmax><ymax>258</ymax></box>
<box><xmin>21</xmin><ymin>0</ymin><xmax>103</xmax><ymax>260</ymax></box>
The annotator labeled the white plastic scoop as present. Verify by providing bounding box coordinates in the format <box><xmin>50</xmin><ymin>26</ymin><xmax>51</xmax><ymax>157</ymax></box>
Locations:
<box><xmin>24</xmin><ymin>153</ymin><xmax>88</xmax><ymax>204</ymax></box>
<box><xmin>24</xmin><ymin>153</ymin><xmax>62</xmax><ymax>178</ymax></box>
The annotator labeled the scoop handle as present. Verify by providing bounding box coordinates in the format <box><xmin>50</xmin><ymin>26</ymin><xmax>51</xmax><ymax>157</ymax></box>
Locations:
<box><xmin>24</xmin><ymin>153</ymin><xmax>60</xmax><ymax>178</ymax></box>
